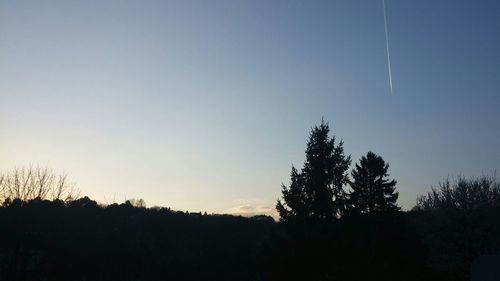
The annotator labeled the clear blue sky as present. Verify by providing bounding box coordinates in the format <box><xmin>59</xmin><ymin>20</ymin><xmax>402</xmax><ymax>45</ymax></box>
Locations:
<box><xmin>1</xmin><ymin>0</ymin><xmax>499</xmax><ymax>216</ymax></box>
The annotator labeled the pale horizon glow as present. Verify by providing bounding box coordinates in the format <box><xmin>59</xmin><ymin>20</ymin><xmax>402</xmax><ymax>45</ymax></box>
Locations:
<box><xmin>1</xmin><ymin>0</ymin><xmax>499</xmax><ymax>217</ymax></box>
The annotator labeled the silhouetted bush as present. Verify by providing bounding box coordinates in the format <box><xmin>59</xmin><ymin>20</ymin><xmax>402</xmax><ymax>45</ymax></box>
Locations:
<box><xmin>415</xmin><ymin>175</ymin><xmax>500</xmax><ymax>211</ymax></box>
<box><xmin>412</xmin><ymin>175</ymin><xmax>500</xmax><ymax>281</ymax></box>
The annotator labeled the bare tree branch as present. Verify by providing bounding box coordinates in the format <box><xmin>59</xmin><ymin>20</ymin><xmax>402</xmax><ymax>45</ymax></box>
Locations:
<box><xmin>0</xmin><ymin>166</ymin><xmax>79</xmax><ymax>204</ymax></box>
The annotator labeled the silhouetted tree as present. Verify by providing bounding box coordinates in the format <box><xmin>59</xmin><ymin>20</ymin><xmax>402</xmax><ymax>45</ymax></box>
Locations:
<box><xmin>277</xmin><ymin>120</ymin><xmax>351</xmax><ymax>222</ymax></box>
<box><xmin>276</xmin><ymin>166</ymin><xmax>306</xmax><ymax>222</ymax></box>
<box><xmin>0</xmin><ymin>166</ymin><xmax>79</xmax><ymax>204</ymax></box>
<box><xmin>412</xmin><ymin>175</ymin><xmax>500</xmax><ymax>280</ymax></box>
<box><xmin>414</xmin><ymin>175</ymin><xmax>500</xmax><ymax>211</ymax></box>
<box><xmin>125</xmin><ymin>198</ymin><xmax>146</xmax><ymax>208</ymax></box>
<box><xmin>348</xmin><ymin>151</ymin><xmax>399</xmax><ymax>213</ymax></box>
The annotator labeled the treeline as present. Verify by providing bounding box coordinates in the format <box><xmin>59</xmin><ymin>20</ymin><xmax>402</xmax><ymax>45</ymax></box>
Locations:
<box><xmin>1</xmin><ymin>121</ymin><xmax>499</xmax><ymax>281</ymax></box>
<box><xmin>1</xmin><ymin>191</ymin><xmax>499</xmax><ymax>281</ymax></box>
<box><xmin>273</xmin><ymin>176</ymin><xmax>500</xmax><ymax>281</ymax></box>
<box><xmin>273</xmin><ymin>120</ymin><xmax>500</xmax><ymax>280</ymax></box>
<box><xmin>0</xmin><ymin>197</ymin><xmax>276</xmax><ymax>281</ymax></box>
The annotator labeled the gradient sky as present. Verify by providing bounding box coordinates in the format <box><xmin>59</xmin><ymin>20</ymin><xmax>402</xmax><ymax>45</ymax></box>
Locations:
<box><xmin>1</xmin><ymin>0</ymin><xmax>499</xmax><ymax>216</ymax></box>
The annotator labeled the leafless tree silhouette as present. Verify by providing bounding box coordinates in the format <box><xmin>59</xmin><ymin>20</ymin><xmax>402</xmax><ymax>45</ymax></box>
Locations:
<box><xmin>0</xmin><ymin>166</ymin><xmax>79</xmax><ymax>204</ymax></box>
<box><xmin>414</xmin><ymin>175</ymin><xmax>500</xmax><ymax>211</ymax></box>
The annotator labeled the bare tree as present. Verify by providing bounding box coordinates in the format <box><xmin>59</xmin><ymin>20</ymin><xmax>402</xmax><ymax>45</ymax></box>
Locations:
<box><xmin>0</xmin><ymin>166</ymin><xmax>79</xmax><ymax>204</ymax></box>
<box><xmin>414</xmin><ymin>175</ymin><xmax>500</xmax><ymax>211</ymax></box>
<box><xmin>126</xmin><ymin>198</ymin><xmax>146</xmax><ymax>208</ymax></box>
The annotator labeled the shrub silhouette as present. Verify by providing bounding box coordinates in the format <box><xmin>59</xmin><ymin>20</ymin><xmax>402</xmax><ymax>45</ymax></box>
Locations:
<box><xmin>415</xmin><ymin>175</ymin><xmax>500</xmax><ymax>211</ymax></box>
<box><xmin>413</xmin><ymin>175</ymin><xmax>500</xmax><ymax>281</ymax></box>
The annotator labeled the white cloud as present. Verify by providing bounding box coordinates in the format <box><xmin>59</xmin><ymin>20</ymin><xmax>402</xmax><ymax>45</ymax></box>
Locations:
<box><xmin>226</xmin><ymin>198</ymin><xmax>278</xmax><ymax>219</ymax></box>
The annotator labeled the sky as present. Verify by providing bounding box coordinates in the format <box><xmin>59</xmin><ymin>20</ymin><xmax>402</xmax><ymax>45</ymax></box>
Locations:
<box><xmin>1</xmin><ymin>0</ymin><xmax>499</xmax><ymax>217</ymax></box>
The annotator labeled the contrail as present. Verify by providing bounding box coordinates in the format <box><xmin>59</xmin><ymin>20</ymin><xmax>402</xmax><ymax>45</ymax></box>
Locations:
<box><xmin>382</xmin><ymin>0</ymin><xmax>393</xmax><ymax>94</ymax></box>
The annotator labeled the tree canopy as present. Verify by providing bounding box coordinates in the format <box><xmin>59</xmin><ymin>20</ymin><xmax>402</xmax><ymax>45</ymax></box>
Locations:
<box><xmin>277</xmin><ymin>120</ymin><xmax>351</xmax><ymax>222</ymax></box>
<box><xmin>0</xmin><ymin>166</ymin><xmax>79</xmax><ymax>205</ymax></box>
<box><xmin>414</xmin><ymin>176</ymin><xmax>500</xmax><ymax>211</ymax></box>
<box><xmin>348</xmin><ymin>151</ymin><xmax>399</xmax><ymax>213</ymax></box>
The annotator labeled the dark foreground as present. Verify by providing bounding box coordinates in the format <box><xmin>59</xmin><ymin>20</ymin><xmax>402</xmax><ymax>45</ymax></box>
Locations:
<box><xmin>1</xmin><ymin>197</ymin><xmax>499</xmax><ymax>281</ymax></box>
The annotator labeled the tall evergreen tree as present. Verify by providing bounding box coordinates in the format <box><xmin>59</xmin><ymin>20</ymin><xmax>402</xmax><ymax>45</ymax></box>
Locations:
<box><xmin>276</xmin><ymin>166</ymin><xmax>307</xmax><ymax>221</ymax></box>
<box><xmin>348</xmin><ymin>151</ymin><xmax>399</xmax><ymax>213</ymax></box>
<box><xmin>277</xmin><ymin>120</ymin><xmax>351</xmax><ymax>222</ymax></box>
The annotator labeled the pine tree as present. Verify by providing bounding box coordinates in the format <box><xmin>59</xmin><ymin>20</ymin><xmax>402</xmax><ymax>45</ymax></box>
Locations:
<box><xmin>348</xmin><ymin>151</ymin><xmax>399</xmax><ymax>213</ymax></box>
<box><xmin>276</xmin><ymin>166</ymin><xmax>307</xmax><ymax>221</ymax></box>
<box><xmin>277</xmin><ymin>120</ymin><xmax>351</xmax><ymax>222</ymax></box>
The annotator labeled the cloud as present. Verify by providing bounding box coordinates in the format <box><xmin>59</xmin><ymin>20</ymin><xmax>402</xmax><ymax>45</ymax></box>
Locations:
<box><xmin>226</xmin><ymin>198</ymin><xmax>278</xmax><ymax>219</ymax></box>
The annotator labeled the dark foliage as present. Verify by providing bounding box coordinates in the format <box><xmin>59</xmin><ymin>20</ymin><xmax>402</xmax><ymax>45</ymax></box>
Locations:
<box><xmin>0</xmin><ymin>197</ymin><xmax>429</xmax><ymax>281</ymax></box>
<box><xmin>0</xmin><ymin>198</ymin><xmax>276</xmax><ymax>281</ymax></box>
<box><xmin>414</xmin><ymin>176</ymin><xmax>500</xmax><ymax>211</ymax></box>
<box><xmin>348</xmin><ymin>151</ymin><xmax>399</xmax><ymax>213</ymax></box>
<box><xmin>412</xmin><ymin>176</ymin><xmax>500</xmax><ymax>280</ymax></box>
<box><xmin>1</xmin><ymin>185</ymin><xmax>498</xmax><ymax>281</ymax></box>
<box><xmin>269</xmin><ymin>212</ymin><xmax>430</xmax><ymax>281</ymax></box>
<box><xmin>277</xmin><ymin>120</ymin><xmax>351</xmax><ymax>223</ymax></box>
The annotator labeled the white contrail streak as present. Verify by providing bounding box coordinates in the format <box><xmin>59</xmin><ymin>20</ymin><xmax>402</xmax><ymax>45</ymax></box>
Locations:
<box><xmin>382</xmin><ymin>0</ymin><xmax>393</xmax><ymax>94</ymax></box>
